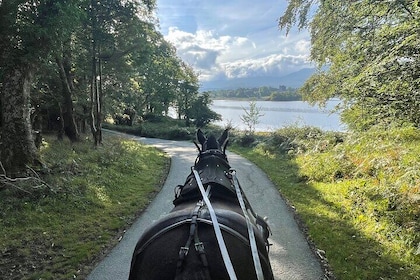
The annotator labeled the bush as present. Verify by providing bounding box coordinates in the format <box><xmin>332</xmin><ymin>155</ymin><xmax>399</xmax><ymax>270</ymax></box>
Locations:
<box><xmin>238</xmin><ymin>134</ymin><xmax>256</xmax><ymax>147</ymax></box>
<box><xmin>142</xmin><ymin>113</ymin><xmax>169</xmax><ymax>123</ymax></box>
<box><xmin>166</xmin><ymin>127</ymin><xmax>193</xmax><ymax>140</ymax></box>
<box><xmin>296</xmin><ymin>151</ymin><xmax>355</xmax><ymax>182</ymax></box>
<box><xmin>259</xmin><ymin>125</ymin><xmax>344</xmax><ymax>155</ymax></box>
<box><xmin>102</xmin><ymin>123</ymin><xmax>142</xmax><ymax>136</ymax></box>
<box><xmin>294</xmin><ymin>126</ymin><xmax>420</xmax><ymax>267</ymax></box>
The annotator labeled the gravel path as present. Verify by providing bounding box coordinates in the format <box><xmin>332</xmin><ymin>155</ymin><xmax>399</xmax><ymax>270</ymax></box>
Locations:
<box><xmin>87</xmin><ymin>132</ymin><xmax>324</xmax><ymax>279</ymax></box>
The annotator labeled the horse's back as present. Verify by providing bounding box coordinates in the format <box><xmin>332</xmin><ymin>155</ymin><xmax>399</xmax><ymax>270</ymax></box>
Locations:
<box><xmin>129</xmin><ymin>201</ymin><xmax>273</xmax><ymax>280</ymax></box>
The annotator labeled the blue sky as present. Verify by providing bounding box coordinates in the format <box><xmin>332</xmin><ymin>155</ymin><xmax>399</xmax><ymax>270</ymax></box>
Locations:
<box><xmin>155</xmin><ymin>0</ymin><xmax>313</xmax><ymax>83</ymax></box>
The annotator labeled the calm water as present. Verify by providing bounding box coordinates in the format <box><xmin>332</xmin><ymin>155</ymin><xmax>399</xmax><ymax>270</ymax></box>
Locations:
<box><xmin>210</xmin><ymin>99</ymin><xmax>346</xmax><ymax>132</ymax></box>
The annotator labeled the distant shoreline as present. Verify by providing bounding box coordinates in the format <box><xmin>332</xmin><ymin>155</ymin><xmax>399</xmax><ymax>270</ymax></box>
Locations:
<box><xmin>210</xmin><ymin>97</ymin><xmax>302</xmax><ymax>102</ymax></box>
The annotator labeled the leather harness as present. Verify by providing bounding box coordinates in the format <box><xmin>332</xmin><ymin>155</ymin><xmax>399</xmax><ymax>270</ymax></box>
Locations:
<box><xmin>130</xmin><ymin>148</ymin><xmax>271</xmax><ymax>280</ymax></box>
<box><xmin>173</xmin><ymin>150</ymin><xmax>269</xmax><ymax>280</ymax></box>
<box><xmin>175</xmin><ymin>200</ymin><xmax>211</xmax><ymax>280</ymax></box>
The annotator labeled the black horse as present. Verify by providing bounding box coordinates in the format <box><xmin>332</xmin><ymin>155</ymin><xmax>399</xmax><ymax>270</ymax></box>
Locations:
<box><xmin>129</xmin><ymin>129</ymin><xmax>274</xmax><ymax>280</ymax></box>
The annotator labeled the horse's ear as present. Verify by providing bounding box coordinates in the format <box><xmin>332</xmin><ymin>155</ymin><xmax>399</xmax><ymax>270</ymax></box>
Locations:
<box><xmin>218</xmin><ymin>129</ymin><xmax>229</xmax><ymax>152</ymax></box>
<box><xmin>197</xmin><ymin>129</ymin><xmax>206</xmax><ymax>146</ymax></box>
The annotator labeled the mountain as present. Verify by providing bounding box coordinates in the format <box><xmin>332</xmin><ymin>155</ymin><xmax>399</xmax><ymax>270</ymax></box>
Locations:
<box><xmin>200</xmin><ymin>68</ymin><xmax>315</xmax><ymax>91</ymax></box>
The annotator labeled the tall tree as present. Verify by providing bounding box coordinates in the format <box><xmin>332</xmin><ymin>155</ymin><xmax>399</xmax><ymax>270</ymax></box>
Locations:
<box><xmin>0</xmin><ymin>0</ymin><xmax>73</xmax><ymax>174</ymax></box>
<box><xmin>187</xmin><ymin>92</ymin><xmax>221</xmax><ymax>128</ymax></box>
<box><xmin>87</xmin><ymin>0</ymin><xmax>156</xmax><ymax>145</ymax></box>
<box><xmin>174</xmin><ymin>62</ymin><xmax>200</xmax><ymax>124</ymax></box>
<box><xmin>279</xmin><ymin>0</ymin><xmax>420</xmax><ymax>129</ymax></box>
<box><xmin>55</xmin><ymin>19</ymin><xmax>84</xmax><ymax>142</ymax></box>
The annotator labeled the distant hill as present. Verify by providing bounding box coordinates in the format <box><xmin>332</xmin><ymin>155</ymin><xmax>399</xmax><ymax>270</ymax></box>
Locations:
<box><xmin>200</xmin><ymin>68</ymin><xmax>315</xmax><ymax>91</ymax></box>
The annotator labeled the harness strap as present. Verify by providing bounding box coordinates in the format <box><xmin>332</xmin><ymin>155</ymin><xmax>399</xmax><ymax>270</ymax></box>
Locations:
<box><xmin>194</xmin><ymin>223</ymin><xmax>212</xmax><ymax>280</ymax></box>
<box><xmin>175</xmin><ymin>201</ymin><xmax>203</xmax><ymax>278</ymax></box>
<box><xmin>230</xmin><ymin>169</ymin><xmax>265</xmax><ymax>280</ymax></box>
<box><xmin>192</xmin><ymin>168</ymin><xmax>238</xmax><ymax>280</ymax></box>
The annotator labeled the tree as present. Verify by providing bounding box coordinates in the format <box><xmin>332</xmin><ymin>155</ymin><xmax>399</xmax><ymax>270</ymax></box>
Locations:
<box><xmin>186</xmin><ymin>92</ymin><xmax>221</xmax><ymax>127</ymax></box>
<box><xmin>0</xmin><ymin>0</ymin><xmax>159</xmax><ymax>174</ymax></box>
<box><xmin>175</xmin><ymin>62</ymin><xmax>201</xmax><ymax>125</ymax></box>
<box><xmin>87</xmin><ymin>0</ymin><xmax>156</xmax><ymax>145</ymax></box>
<box><xmin>54</xmin><ymin>8</ymin><xmax>85</xmax><ymax>142</ymax></box>
<box><xmin>85</xmin><ymin>3</ymin><xmax>201</xmax><ymax>129</ymax></box>
<box><xmin>279</xmin><ymin>0</ymin><xmax>420</xmax><ymax>129</ymax></box>
<box><xmin>241</xmin><ymin>101</ymin><xmax>264</xmax><ymax>135</ymax></box>
<box><xmin>0</xmin><ymin>0</ymin><xmax>77</xmax><ymax>174</ymax></box>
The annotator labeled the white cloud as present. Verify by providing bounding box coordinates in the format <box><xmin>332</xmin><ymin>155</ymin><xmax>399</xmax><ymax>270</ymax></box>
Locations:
<box><xmin>222</xmin><ymin>54</ymin><xmax>311</xmax><ymax>78</ymax></box>
<box><xmin>165</xmin><ymin>27</ymin><xmax>312</xmax><ymax>81</ymax></box>
<box><xmin>295</xmin><ymin>39</ymin><xmax>311</xmax><ymax>55</ymax></box>
<box><xmin>158</xmin><ymin>0</ymin><xmax>313</xmax><ymax>82</ymax></box>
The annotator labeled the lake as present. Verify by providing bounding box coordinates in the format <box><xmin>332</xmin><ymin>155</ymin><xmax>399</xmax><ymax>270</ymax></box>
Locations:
<box><xmin>210</xmin><ymin>99</ymin><xmax>346</xmax><ymax>132</ymax></box>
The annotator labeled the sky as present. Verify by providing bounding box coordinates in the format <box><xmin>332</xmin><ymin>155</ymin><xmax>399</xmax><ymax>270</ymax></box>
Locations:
<box><xmin>155</xmin><ymin>0</ymin><xmax>313</xmax><ymax>83</ymax></box>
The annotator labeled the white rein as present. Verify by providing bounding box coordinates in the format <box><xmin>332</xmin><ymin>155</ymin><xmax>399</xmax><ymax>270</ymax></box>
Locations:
<box><xmin>192</xmin><ymin>167</ymin><xmax>265</xmax><ymax>280</ymax></box>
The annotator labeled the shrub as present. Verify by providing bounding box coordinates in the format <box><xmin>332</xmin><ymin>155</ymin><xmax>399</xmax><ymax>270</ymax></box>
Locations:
<box><xmin>261</xmin><ymin>125</ymin><xmax>345</xmax><ymax>155</ymax></box>
<box><xmin>294</xmin><ymin>126</ymin><xmax>420</xmax><ymax>265</ymax></box>
<box><xmin>166</xmin><ymin>127</ymin><xmax>193</xmax><ymax>140</ymax></box>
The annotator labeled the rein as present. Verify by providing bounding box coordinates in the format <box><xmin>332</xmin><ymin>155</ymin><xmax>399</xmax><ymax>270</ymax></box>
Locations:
<box><xmin>189</xmin><ymin>130</ymin><xmax>266</xmax><ymax>279</ymax></box>
<box><xmin>192</xmin><ymin>165</ymin><xmax>265</xmax><ymax>280</ymax></box>
<box><xmin>229</xmin><ymin>169</ymin><xmax>265</xmax><ymax>280</ymax></box>
<box><xmin>192</xmin><ymin>168</ymin><xmax>238</xmax><ymax>280</ymax></box>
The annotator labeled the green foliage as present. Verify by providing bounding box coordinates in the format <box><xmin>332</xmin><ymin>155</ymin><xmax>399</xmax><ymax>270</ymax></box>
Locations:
<box><xmin>256</xmin><ymin>125</ymin><xmax>344</xmax><ymax>155</ymax></box>
<box><xmin>104</xmin><ymin>118</ymin><xmax>197</xmax><ymax>141</ymax></box>
<box><xmin>232</xmin><ymin>125</ymin><xmax>420</xmax><ymax>280</ymax></box>
<box><xmin>1</xmin><ymin>0</ymin><xmax>200</xmax><ymax>144</ymax></box>
<box><xmin>295</xmin><ymin>126</ymin><xmax>420</xmax><ymax>237</ymax></box>
<box><xmin>279</xmin><ymin>1</ymin><xmax>420</xmax><ymax>129</ymax></box>
<box><xmin>240</xmin><ymin>101</ymin><xmax>264</xmax><ymax>135</ymax></box>
<box><xmin>236</xmin><ymin>133</ymin><xmax>257</xmax><ymax>147</ymax></box>
<box><xmin>186</xmin><ymin>92</ymin><xmax>221</xmax><ymax>127</ymax></box>
<box><xmin>0</xmin><ymin>134</ymin><xmax>169</xmax><ymax>279</ymax></box>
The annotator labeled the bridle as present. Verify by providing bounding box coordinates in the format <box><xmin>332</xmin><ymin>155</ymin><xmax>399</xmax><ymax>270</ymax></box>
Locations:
<box><xmin>194</xmin><ymin>148</ymin><xmax>229</xmax><ymax>165</ymax></box>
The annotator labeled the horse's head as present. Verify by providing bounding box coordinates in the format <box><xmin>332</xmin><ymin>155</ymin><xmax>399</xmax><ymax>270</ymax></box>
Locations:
<box><xmin>196</xmin><ymin>129</ymin><xmax>228</xmax><ymax>154</ymax></box>
<box><xmin>195</xmin><ymin>129</ymin><xmax>229</xmax><ymax>163</ymax></box>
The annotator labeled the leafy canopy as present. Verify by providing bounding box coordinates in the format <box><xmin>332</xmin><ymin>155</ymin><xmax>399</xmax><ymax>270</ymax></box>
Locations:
<box><xmin>279</xmin><ymin>0</ymin><xmax>420</xmax><ymax>130</ymax></box>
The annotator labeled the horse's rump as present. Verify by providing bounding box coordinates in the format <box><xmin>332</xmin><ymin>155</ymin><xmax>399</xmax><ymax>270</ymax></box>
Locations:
<box><xmin>129</xmin><ymin>202</ymin><xmax>273</xmax><ymax>280</ymax></box>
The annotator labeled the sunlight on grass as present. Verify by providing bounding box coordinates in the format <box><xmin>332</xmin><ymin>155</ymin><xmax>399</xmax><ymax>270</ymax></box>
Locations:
<box><xmin>0</xmin><ymin>134</ymin><xmax>169</xmax><ymax>279</ymax></box>
<box><xmin>89</xmin><ymin>184</ymin><xmax>112</xmax><ymax>206</ymax></box>
<box><xmin>231</xmin><ymin>126</ymin><xmax>420</xmax><ymax>279</ymax></box>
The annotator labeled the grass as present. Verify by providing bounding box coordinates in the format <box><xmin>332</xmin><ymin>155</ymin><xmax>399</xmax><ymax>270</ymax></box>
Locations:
<box><xmin>0</xmin><ymin>133</ymin><xmax>169</xmax><ymax>279</ymax></box>
<box><xmin>230</xmin><ymin>125</ymin><xmax>420</xmax><ymax>280</ymax></box>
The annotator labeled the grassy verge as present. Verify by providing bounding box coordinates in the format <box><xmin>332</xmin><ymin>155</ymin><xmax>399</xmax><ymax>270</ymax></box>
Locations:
<box><xmin>0</xmin><ymin>133</ymin><xmax>169</xmax><ymax>279</ymax></box>
<box><xmin>230</xmin><ymin>126</ymin><xmax>420</xmax><ymax>280</ymax></box>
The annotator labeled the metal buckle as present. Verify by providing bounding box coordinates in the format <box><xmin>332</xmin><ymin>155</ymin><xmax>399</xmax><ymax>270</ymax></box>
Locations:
<box><xmin>179</xmin><ymin>246</ymin><xmax>189</xmax><ymax>258</ymax></box>
<box><xmin>195</xmin><ymin>242</ymin><xmax>204</xmax><ymax>252</ymax></box>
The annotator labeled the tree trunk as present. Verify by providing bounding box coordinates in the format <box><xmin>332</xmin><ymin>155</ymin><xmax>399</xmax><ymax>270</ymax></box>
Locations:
<box><xmin>90</xmin><ymin>48</ymin><xmax>102</xmax><ymax>146</ymax></box>
<box><xmin>97</xmin><ymin>56</ymin><xmax>103</xmax><ymax>143</ymax></box>
<box><xmin>89</xmin><ymin>0</ymin><xmax>102</xmax><ymax>146</ymax></box>
<box><xmin>57</xmin><ymin>103</ymin><xmax>65</xmax><ymax>140</ymax></box>
<box><xmin>56</xmin><ymin>52</ymin><xmax>80</xmax><ymax>142</ymax></box>
<box><xmin>0</xmin><ymin>65</ymin><xmax>39</xmax><ymax>175</ymax></box>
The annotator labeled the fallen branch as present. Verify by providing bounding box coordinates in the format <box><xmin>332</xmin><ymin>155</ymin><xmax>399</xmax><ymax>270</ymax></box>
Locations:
<box><xmin>0</xmin><ymin>161</ymin><xmax>55</xmax><ymax>195</ymax></box>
